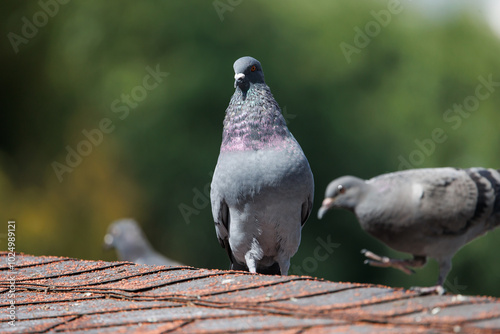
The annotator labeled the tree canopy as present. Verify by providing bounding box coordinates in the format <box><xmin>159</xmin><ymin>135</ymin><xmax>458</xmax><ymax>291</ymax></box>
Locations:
<box><xmin>1</xmin><ymin>0</ymin><xmax>500</xmax><ymax>296</ymax></box>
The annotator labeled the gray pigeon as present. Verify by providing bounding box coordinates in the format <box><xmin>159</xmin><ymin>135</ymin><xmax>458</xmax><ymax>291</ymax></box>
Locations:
<box><xmin>318</xmin><ymin>167</ymin><xmax>500</xmax><ymax>294</ymax></box>
<box><xmin>210</xmin><ymin>56</ymin><xmax>314</xmax><ymax>275</ymax></box>
<box><xmin>103</xmin><ymin>218</ymin><xmax>183</xmax><ymax>266</ymax></box>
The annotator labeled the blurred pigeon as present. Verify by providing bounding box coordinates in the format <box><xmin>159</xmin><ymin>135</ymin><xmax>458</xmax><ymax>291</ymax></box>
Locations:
<box><xmin>103</xmin><ymin>218</ymin><xmax>182</xmax><ymax>266</ymax></box>
<box><xmin>318</xmin><ymin>167</ymin><xmax>500</xmax><ymax>294</ymax></box>
<box><xmin>211</xmin><ymin>56</ymin><xmax>314</xmax><ymax>275</ymax></box>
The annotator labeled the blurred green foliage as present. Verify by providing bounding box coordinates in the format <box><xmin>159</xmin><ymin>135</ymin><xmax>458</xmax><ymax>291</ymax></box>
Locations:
<box><xmin>1</xmin><ymin>0</ymin><xmax>500</xmax><ymax>296</ymax></box>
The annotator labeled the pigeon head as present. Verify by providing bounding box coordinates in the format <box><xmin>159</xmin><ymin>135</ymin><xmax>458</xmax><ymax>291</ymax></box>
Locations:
<box><xmin>318</xmin><ymin>176</ymin><xmax>367</xmax><ymax>219</ymax></box>
<box><xmin>103</xmin><ymin>218</ymin><xmax>152</xmax><ymax>259</ymax></box>
<box><xmin>233</xmin><ymin>56</ymin><xmax>265</xmax><ymax>91</ymax></box>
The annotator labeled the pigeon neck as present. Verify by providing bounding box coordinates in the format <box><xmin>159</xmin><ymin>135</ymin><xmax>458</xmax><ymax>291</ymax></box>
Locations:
<box><xmin>116</xmin><ymin>237</ymin><xmax>153</xmax><ymax>261</ymax></box>
<box><xmin>345</xmin><ymin>182</ymin><xmax>371</xmax><ymax>212</ymax></box>
<box><xmin>221</xmin><ymin>84</ymin><xmax>290</xmax><ymax>152</ymax></box>
<box><xmin>355</xmin><ymin>182</ymin><xmax>395</xmax><ymax>227</ymax></box>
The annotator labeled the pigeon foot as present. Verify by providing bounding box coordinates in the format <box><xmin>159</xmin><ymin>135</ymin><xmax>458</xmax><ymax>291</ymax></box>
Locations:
<box><xmin>410</xmin><ymin>285</ymin><xmax>445</xmax><ymax>295</ymax></box>
<box><xmin>361</xmin><ymin>249</ymin><xmax>422</xmax><ymax>275</ymax></box>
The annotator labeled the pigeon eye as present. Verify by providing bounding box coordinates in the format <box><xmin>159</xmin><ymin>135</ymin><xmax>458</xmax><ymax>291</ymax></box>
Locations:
<box><xmin>250</xmin><ymin>65</ymin><xmax>257</xmax><ymax>72</ymax></box>
<box><xmin>337</xmin><ymin>185</ymin><xmax>346</xmax><ymax>194</ymax></box>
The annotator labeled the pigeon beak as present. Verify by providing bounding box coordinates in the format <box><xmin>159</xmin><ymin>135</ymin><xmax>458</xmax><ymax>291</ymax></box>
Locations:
<box><xmin>317</xmin><ymin>197</ymin><xmax>335</xmax><ymax>220</ymax></box>
<box><xmin>102</xmin><ymin>233</ymin><xmax>114</xmax><ymax>251</ymax></box>
<box><xmin>234</xmin><ymin>72</ymin><xmax>245</xmax><ymax>88</ymax></box>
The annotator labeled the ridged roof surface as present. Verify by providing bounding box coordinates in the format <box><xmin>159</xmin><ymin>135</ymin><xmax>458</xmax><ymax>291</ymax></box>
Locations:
<box><xmin>1</xmin><ymin>252</ymin><xmax>499</xmax><ymax>333</ymax></box>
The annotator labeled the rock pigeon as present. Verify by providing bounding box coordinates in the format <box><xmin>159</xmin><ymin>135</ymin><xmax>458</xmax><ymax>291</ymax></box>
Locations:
<box><xmin>210</xmin><ymin>56</ymin><xmax>314</xmax><ymax>275</ymax></box>
<box><xmin>318</xmin><ymin>167</ymin><xmax>500</xmax><ymax>294</ymax></box>
<box><xmin>103</xmin><ymin>218</ymin><xmax>183</xmax><ymax>266</ymax></box>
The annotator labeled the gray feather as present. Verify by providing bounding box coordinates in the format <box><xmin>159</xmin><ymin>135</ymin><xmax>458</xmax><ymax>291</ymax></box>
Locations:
<box><xmin>103</xmin><ymin>218</ymin><xmax>183</xmax><ymax>267</ymax></box>
<box><xmin>319</xmin><ymin>167</ymin><xmax>500</xmax><ymax>287</ymax></box>
<box><xmin>211</xmin><ymin>56</ymin><xmax>314</xmax><ymax>275</ymax></box>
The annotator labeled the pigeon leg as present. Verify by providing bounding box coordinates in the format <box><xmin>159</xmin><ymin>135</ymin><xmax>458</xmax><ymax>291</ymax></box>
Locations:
<box><xmin>410</xmin><ymin>257</ymin><xmax>451</xmax><ymax>295</ymax></box>
<box><xmin>435</xmin><ymin>257</ymin><xmax>452</xmax><ymax>287</ymax></box>
<box><xmin>276</xmin><ymin>256</ymin><xmax>290</xmax><ymax>276</ymax></box>
<box><xmin>245</xmin><ymin>256</ymin><xmax>258</xmax><ymax>273</ymax></box>
<box><xmin>361</xmin><ymin>249</ymin><xmax>426</xmax><ymax>275</ymax></box>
